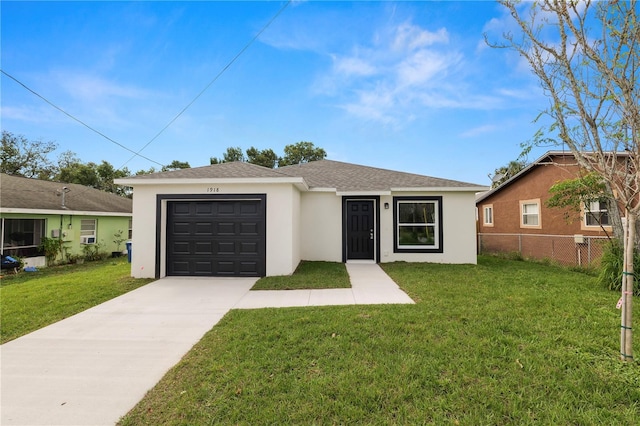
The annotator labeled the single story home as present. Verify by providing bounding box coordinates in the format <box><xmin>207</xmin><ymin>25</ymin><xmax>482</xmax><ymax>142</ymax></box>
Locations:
<box><xmin>0</xmin><ymin>173</ymin><xmax>132</xmax><ymax>266</ymax></box>
<box><xmin>115</xmin><ymin>160</ymin><xmax>488</xmax><ymax>278</ymax></box>
<box><xmin>475</xmin><ymin>151</ymin><xmax>617</xmax><ymax>266</ymax></box>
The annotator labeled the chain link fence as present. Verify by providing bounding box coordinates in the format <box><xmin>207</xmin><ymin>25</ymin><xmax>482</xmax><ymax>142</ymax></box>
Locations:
<box><xmin>478</xmin><ymin>233</ymin><xmax>611</xmax><ymax>267</ymax></box>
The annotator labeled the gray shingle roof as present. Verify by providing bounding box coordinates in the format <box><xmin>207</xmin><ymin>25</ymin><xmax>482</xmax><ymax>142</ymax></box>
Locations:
<box><xmin>119</xmin><ymin>160</ymin><xmax>485</xmax><ymax>191</ymax></box>
<box><xmin>1</xmin><ymin>173</ymin><xmax>132</xmax><ymax>213</ymax></box>
<box><xmin>123</xmin><ymin>161</ymin><xmax>287</xmax><ymax>180</ymax></box>
<box><xmin>277</xmin><ymin>160</ymin><xmax>485</xmax><ymax>191</ymax></box>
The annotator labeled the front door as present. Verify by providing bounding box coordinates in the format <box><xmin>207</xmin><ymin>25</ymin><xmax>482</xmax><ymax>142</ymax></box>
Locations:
<box><xmin>346</xmin><ymin>200</ymin><xmax>375</xmax><ymax>260</ymax></box>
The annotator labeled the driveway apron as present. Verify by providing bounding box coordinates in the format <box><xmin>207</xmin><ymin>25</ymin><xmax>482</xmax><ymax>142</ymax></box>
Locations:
<box><xmin>1</xmin><ymin>277</ymin><xmax>256</xmax><ymax>426</ymax></box>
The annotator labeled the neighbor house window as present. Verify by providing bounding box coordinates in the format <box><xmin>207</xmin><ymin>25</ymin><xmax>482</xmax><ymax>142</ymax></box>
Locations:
<box><xmin>520</xmin><ymin>199</ymin><xmax>541</xmax><ymax>228</ymax></box>
<box><xmin>585</xmin><ymin>200</ymin><xmax>610</xmax><ymax>227</ymax></box>
<box><xmin>1</xmin><ymin>218</ymin><xmax>46</xmax><ymax>257</ymax></box>
<box><xmin>128</xmin><ymin>218</ymin><xmax>133</xmax><ymax>239</ymax></box>
<box><xmin>483</xmin><ymin>204</ymin><xmax>494</xmax><ymax>226</ymax></box>
<box><xmin>80</xmin><ymin>219</ymin><xmax>97</xmax><ymax>244</ymax></box>
<box><xmin>393</xmin><ymin>196</ymin><xmax>443</xmax><ymax>253</ymax></box>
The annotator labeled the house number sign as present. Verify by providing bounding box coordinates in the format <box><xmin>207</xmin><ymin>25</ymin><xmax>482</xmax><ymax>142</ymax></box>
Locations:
<box><xmin>206</xmin><ymin>187</ymin><xmax>220</xmax><ymax>193</ymax></box>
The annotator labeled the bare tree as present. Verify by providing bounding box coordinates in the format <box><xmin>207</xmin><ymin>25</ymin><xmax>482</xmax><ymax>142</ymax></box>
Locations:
<box><xmin>488</xmin><ymin>0</ymin><xmax>638</xmax><ymax>361</ymax></box>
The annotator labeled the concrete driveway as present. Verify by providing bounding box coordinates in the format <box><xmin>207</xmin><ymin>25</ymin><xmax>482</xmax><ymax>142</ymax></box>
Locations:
<box><xmin>1</xmin><ymin>277</ymin><xmax>257</xmax><ymax>426</ymax></box>
<box><xmin>1</xmin><ymin>264</ymin><xmax>413</xmax><ymax>425</ymax></box>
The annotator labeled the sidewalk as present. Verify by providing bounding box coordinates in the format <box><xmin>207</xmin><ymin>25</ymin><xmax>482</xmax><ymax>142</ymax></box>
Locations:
<box><xmin>1</xmin><ymin>263</ymin><xmax>413</xmax><ymax>426</ymax></box>
<box><xmin>235</xmin><ymin>263</ymin><xmax>414</xmax><ymax>308</ymax></box>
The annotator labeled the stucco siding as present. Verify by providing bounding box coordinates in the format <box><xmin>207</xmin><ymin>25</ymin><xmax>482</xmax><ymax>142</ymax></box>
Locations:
<box><xmin>299</xmin><ymin>192</ymin><xmax>342</xmax><ymax>262</ymax></box>
<box><xmin>381</xmin><ymin>192</ymin><xmax>478</xmax><ymax>264</ymax></box>
<box><xmin>128</xmin><ymin>182</ymin><xmax>298</xmax><ymax>278</ymax></box>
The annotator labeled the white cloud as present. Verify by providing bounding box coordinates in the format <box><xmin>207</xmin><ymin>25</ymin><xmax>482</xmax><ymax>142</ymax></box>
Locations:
<box><xmin>392</xmin><ymin>23</ymin><xmax>448</xmax><ymax>52</ymax></box>
<box><xmin>53</xmin><ymin>71</ymin><xmax>151</xmax><ymax>102</ymax></box>
<box><xmin>459</xmin><ymin>124</ymin><xmax>498</xmax><ymax>138</ymax></box>
<box><xmin>332</xmin><ymin>55</ymin><xmax>377</xmax><ymax>77</ymax></box>
<box><xmin>396</xmin><ymin>49</ymin><xmax>459</xmax><ymax>88</ymax></box>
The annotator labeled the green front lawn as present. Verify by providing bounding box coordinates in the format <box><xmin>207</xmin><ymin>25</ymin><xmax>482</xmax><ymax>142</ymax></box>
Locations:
<box><xmin>252</xmin><ymin>261</ymin><xmax>350</xmax><ymax>290</ymax></box>
<box><xmin>119</xmin><ymin>256</ymin><xmax>640</xmax><ymax>425</ymax></box>
<box><xmin>0</xmin><ymin>258</ymin><xmax>153</xmax><ymax>343</ymax></box>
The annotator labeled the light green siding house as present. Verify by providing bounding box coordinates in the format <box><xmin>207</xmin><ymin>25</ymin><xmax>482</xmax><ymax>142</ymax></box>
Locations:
<box><xmin>1</xmin><ymin>173</ymin><xmax>132</xmax><ymax>267</ymax></box>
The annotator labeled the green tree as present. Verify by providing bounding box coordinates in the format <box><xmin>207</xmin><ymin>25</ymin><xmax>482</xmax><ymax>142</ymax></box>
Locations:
<box><xmin>279</xmin><ymin>141</ymin><xmax>326</xmax><ymax>167</ymax></box>
<box><xmin>161</xmin><ymin>160</ymin><xmax>191</xmax><ymax>171</ymax></box>
<box><xmin>491</xmin><ymin>0</ymin><xmax>639</xmax><ymax>362</ymax></box>
<box><xmin>246</xmin><ymin>147</ymin><xmax>279</xmax><ymax>168</ymax></box>
<box><xmin>96</xmin><ymin>161</ymin><xmax>131</xmax><ymax>196</ymax></box>
<box><xmin>489</xmin><ymin>159</ymin><xmax>528</xmax><ymax>188</ymax></box>
<box><xmin>546</xmin><ymin>172</ymin><xmax>609</xmax><ymax>227</ymax></box>
<box><xmin>57</xmin><ymin>152</ymin><xmax>131</xmax><ymax>196</ymax></box>
<box><xmin>210</xmin><ymin>147</ymin><xmax>244</xmax><ymax>164</ymax></box>
<box><xmin>1</xmin><ymin>131</ymin><xmax>57</xmax><ymax>179</ymax></box>
<box><xmin>56</xmin><ymin>152</ymin><xmax>100</xmax><ymax>188</ymax></box>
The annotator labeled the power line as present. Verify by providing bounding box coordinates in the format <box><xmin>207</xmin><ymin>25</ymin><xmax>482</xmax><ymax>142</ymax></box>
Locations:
<box><xmin>2</xmin><ymin>0</ymin><xmax>291</xmax><ymax>173</ymax></box>
<box><xmin>0</xmin><ymin>69</ymin><xmax>165</xmax><ymax>168</ymax></box>
<box><xmin>119</xmin><ymin>0</ymin><xmax>292</xmax><ymax>168</ymax></box>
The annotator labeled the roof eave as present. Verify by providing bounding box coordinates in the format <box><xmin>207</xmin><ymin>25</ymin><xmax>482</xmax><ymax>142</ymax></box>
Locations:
<box><xmin>0</xmin><ymin>208</ymin><xmax>132</xmax><ymax>216</ymax></box>
<box><xmin>115</xmin><ymin>177</ymin><xmax>307</xmax><ymax>188</ymax></box>
<box><xmin>390</xmin><ymin>186</ymin><xmax>490</xmax><ymax>192</ymax></box>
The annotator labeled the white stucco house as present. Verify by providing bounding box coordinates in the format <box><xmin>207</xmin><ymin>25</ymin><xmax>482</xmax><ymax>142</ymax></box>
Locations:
<box><xmin>115</xmin><ymin>160</ymin><xmax>487</xmax><ymax>278</ymax></box>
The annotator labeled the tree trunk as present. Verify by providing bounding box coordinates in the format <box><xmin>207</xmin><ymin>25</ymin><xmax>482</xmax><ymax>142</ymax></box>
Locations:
<box><xmin>621</xmin><ymin>211</ymin><xmax>635</xmax><ymax>362</ymax></box>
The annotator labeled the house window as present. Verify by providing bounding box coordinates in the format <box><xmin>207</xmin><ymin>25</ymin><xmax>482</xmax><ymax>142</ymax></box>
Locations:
<box><xmin>585</xmin><ymin>200</ymin><xmax>610</xmax><ymax>227</ymax></box>
<box><xmin>1</xmin><ymin>218</ymin><xmax>46</xmax><ymax>257</ymax></box>
<box><xmin>520</xmin><ymin>199</ymin><xmax>541</xmax><ymax>228</ymax></box>
<box><xmin>393</xmin><ymin>196</ymin><xmax>443</xmax><ymax>253</ymax></box>
<box><xmin>80</xmin><ymin>219</ymin><xmax>97</xmax><ymax>244</ymax></box>
<box><xmin>483</xmin><ymin>204</ymin><xmax>494</xmax><ymax>226</ymax></box>
<box><xmin>128</xmin><ymin>218</ymin><xmax>133</xmax><ymax>239</ymax></box>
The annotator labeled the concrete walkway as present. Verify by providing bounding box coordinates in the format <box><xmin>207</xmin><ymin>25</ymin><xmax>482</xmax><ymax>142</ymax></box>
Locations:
<box><xmin>1</xmin><ymin>264</ymin><xmax>413</xmax><ymax>426</ymax></box>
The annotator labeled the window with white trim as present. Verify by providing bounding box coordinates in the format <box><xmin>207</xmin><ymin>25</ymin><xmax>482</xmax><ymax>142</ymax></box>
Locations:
<box><xmin>520</xmin><ymin>199</ymin><xmax>541</xmax><ymax>228</ymax></box>
<box><xmin>585</xmin><ymin>200</ymin><xmax>610</xmax><ymax>227</ymax></box>
<box><xmin>483</xmin><ymin>204</ymin><xmax>494</xmax><ymax>226</ymax></box>
<box><xmin>393</xmin><ymin>196</ymin><xmax>443</xmax><ymax>253</ymax></box>
<box><xmin>80</xmin><ymin>219</ymin><xmax>97</xmax><ymax>244</ymax></box>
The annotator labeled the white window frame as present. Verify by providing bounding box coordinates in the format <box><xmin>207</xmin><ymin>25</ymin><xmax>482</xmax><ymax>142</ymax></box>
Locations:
<box><xmin>583</xmin><ymin>200</ymin><xmax>611</xmax><ymax>229</ymax></box>
<box><xmin>520</xmin><ymin>199</ymin><xmax>541</xmax><ymax>229</ymax></box>
<box><xmin>80</xmin><ymin>219</ymin><xmax>97</xmax><ymax>244</ymax></box>
<box><xmin>483</xmin><ymin>204</ymin><xmax>494</xmax><ymax>227</ymax></box>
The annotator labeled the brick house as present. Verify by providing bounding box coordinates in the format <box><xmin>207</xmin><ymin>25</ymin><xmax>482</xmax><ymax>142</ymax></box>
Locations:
<box><xmin>476</xmin><ymin>151</ymin><xmax>615</xmax><ymax>266</ymax></box>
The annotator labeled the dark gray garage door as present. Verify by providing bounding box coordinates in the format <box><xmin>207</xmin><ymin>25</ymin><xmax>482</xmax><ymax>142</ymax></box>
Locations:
<box><xmin>166</xmin><ymin>199</ymin><xmax>265</xmax><ymax>277</ymax></box>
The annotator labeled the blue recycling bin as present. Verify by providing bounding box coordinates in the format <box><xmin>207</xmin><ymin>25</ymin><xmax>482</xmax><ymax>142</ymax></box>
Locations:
<box><xmin>126</xmin><ymin>241</ymin><xmax>132</xmax><ymax>263</ymax></box>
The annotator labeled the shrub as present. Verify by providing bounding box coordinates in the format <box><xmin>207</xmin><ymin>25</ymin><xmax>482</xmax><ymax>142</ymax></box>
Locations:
<box><xmin>38</xmin><ymin>237</ymin><xmax>64</xmax><ymax>266</ymax></box>
<box><xmin>597</xmin><ymin>240</ymin><xmax>640</xmax><ymax>296</ymax></box>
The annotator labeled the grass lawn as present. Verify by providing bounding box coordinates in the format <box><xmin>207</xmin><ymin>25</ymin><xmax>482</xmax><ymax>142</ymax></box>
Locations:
<box><xmin>252</xmin><ymin>261</ymin><xmax>350</xmax><ymax>290</ymax></box>
<box><xmin>119</xmin><ymin>256</ymin><xmax>640</xmax><ymax>425</ymax></box>
<box><xmin>0</xmin><ymin>257</ymin><xmax>154</xmax><ymax>344</ymax></box>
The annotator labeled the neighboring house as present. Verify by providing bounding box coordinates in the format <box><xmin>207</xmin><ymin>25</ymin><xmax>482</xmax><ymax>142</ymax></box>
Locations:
<box><xmin>476</xmin><ymin>151</ymin><xmax>616</xmax><ymax>266</ymax></box>
<box><xmin>0</xmin><ymin>173</ymin><xmax>132</xmax><ymax>266</ymax></box>
<box><xmin>115</xmin><ymin>160</ymin><xmax>487</xmax><ymax>278</ymax></box>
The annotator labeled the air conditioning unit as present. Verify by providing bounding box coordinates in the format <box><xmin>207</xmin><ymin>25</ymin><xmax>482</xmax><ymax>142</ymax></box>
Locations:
<box><xmin>80</xmin><ymin>236</ymin><xmax>96</xmax><ymax>244</ymax></box>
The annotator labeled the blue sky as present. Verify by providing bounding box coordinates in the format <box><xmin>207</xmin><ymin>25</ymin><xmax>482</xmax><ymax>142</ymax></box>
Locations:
<box><xmin>1</xmin><ymin>1</ymin><xmax>554</xmax><ymax>185</ymax></box>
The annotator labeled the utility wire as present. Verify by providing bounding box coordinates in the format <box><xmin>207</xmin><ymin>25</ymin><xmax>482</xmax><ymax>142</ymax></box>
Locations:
<box><xmin>2</xmin><ymin>0</ymin><xmax>290</xmax><ymax>173</ymax></box>
<box><xmin>0</xmin><ymin>69</ymin><xmax>165</xmax><ymax>168</ymax></box>
<box><xmin>119</xmin><ymin>0</ymin><xmax>292</xmax><ymax>168</ymax></box>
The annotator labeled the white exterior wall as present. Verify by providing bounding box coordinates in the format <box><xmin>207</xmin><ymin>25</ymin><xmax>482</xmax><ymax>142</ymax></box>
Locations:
<box><xmin>379</xmin><ymin>191</ymin><xmax>478</xmax><ymax>265</ymax></box>
<box><xmin>128</xmin><ymin>182</ymin><xmax>298</xmax><ymax>278</ymax></box>
<box><xmin>299</xmin><ymin>191</ymin><xmax>342</xmax><ymax>262</ymax></box>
